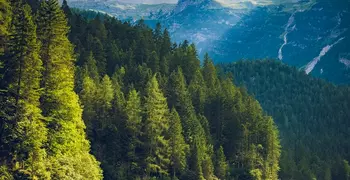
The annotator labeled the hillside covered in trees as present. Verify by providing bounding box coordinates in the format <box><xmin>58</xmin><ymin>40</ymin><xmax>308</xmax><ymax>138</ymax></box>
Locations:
<box><xmin>0</xmin><ymin>0</ymin><xmax>281</xmax><ymax>180</ymax></box>
<box><xmin>219</xmin><ymin>60</ymin><xmax>350</xmax><ymax>180</ymax></box>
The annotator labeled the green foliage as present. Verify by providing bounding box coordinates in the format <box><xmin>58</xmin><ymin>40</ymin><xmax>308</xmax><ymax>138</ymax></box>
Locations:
<box><xmin>144</xmin><ymin>75</ymin><xmax>170</xmax><ymax>176</ymax></box>
<box><xmin>0</xmin><ymin>0</ymin><xmax>11</xmax><ymax>55</ymax></box>
<box><xmin>36</xmin><ymin>0</ymin><xmax>102</xmax><ymax>178</ymax></box>
<box><xmin>342</xmin><ymin>160</ymin><xmax>350</xmax><ymax>180</ymax></box>
<box><xmin>1</xmin><ymin>2</ymin><xmax>49</xmax><ymax>178</ymax></box>
<box><xmin>66</xmin><ymin>8</ymin><xmax>281</xmax><ymax>179</ymax></box>
<box><xmin>169</xmin><ymin>108</ymin><xmax>189</xmax><ymax>178</ymax></box>
<box><xmin>220</xmin><ymin>60</ymin><xmax>350</xmax><ymax>180</ymax></box>
<box><xmin>1</xmin><ymin>3</ymin><xmax>284</xmax><ymax>179</ymax></box>
<box><xmin>215</xmin><ymin>146</ymin><xmax>228</xmax><ymax>179</ymax></box>
<box><xmin>125</xmin><ymin>88</ymin><xmax>142</xmax><ymax>175</ymax></box>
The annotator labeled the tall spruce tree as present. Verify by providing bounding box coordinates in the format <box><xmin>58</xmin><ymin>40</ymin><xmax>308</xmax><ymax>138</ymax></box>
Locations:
<box><xmin>96</xmin><ymin>75</ymin><xmax>114</xmax><ymax>128</ymax></box>
<box><xmin>215</xmin><ymin>146</ymin><xmax>228</xmax><ymax>180</ymax></box>
<box><xmin>144</xmin><ymin>75</ymin><xmax>170</xmax><ymax>177</ymax></box>
<box><xmin>36</xmin><ymin>0</ymin><xmax>102</xmax><ymax>179</ymax></box>
<box><xmin>168</xmin><ymin>68</ymin><xmax>216</xmax><ymax>179</ymax></box>
<box><xmin>263</xmin><ymin>117</ymin><xmax>281</xmax><ymax>180</ymax></box>
<box><xmin>1</xmin><ymin>2</ymin><xmax>49</xmax><ymax>178</ymax></box>
<box><xmin>169</xmin><ymin>108</ymin><xmax>189</xmax><ymax>178</ymax></box>
<box><xmin>125</xmin><ymin>88</ymin><xmax>142</xmax><ymax>176</ymax></box>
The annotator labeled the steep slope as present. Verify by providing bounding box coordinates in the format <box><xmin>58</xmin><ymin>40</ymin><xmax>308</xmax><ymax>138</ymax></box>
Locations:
<box><xmin>64</xmin><ymin>7</ymin><xmax>282</xmax><ymax>180</ymax></box>
<box><xmin>68</xmin><ymin>0</ymin><xmax>350</xmax><ymax>84</ymax></box>
<box><xmin>67</xmin><ymin>0</ymin><xmax>175</xmax><ymax>20</ymax></box>
<box><xmin>211</xmin><ymin>0</ymin><xmax>350</xmax><ymax>83</ymax></box>
<box><xmin>219</xmin><ymin>60</ymin><xmax>350</xmax><ymax>179</ymax></box>
<box><xmin>154</xmin><ymin>0</ymin><xmax>248</xmax><ymax>55</ymax></box>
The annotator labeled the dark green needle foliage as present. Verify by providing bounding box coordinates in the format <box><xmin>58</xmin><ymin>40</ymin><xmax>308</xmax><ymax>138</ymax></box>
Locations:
<box><xmin>1</xmin><ymin>1</ymin><xmax>283</xmax><ymax>180</ymax></box>
<box><xmin>220</xmin><ymin>60</ymin><xmax>350</xmax><ymax>180</ymax></box>
<box><xmin>0</xmin><ymin>1</ymin><xmax>48</xmax><ymax>178</ymax></box>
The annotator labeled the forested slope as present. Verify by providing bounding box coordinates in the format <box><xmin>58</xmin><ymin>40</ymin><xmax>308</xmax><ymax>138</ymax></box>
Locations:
<box><xmin>0</xmin><ymin>0</ymin><xmax>281</xmax><ymax>180</ymax></box>
<box><xmin>65</xmin><ymin>4</ymin><xmax>281</xmax><ymax>180</ymax></box>
<box><xmin>219</xmin><ymin>60</ymin><xmax>350</xmax><ymax>180</ymax></box>
<box><xmin>0</xmin><ymin>0</ymin><xmax>102</xmax><ymax>179</ymax></box>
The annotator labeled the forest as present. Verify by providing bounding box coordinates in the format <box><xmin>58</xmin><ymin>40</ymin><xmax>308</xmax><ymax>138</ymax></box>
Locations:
<box><xmin>220</xmin><ymin>60</ymin><xmax>350</xmax><ymax>180</ymax></box>
<box><xmin>0</xmin><ymin>0</ymin><xmax>281</xmax><ymax>180</ymax></box>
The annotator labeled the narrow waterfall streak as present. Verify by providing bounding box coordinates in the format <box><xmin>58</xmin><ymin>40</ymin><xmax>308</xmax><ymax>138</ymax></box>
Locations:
<box><xmin>304</xmin><ymin>37</ymin><xmax>345</xmax><ymax>74</ymax></box>
<box><xmin>278</xmin><ymin>13</ymin><xmax>296</xmax><ymax>60</ymax></box>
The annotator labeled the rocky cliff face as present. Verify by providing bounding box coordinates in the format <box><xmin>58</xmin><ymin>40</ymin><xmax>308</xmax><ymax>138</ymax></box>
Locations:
<box><xmin>68</xmin><ymin>0</ymin><xmax>350</xmax><ymax>83</ymax></box>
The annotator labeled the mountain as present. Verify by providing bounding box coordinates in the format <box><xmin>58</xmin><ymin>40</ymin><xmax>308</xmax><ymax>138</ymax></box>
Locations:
<box><xmin>67</xmin><ymin>0</ymin><xmax>176</xmax><ymax>20</ymax></box>
<box><xmin>67</xmin><ymin>0</ymin><xmax>350</xmax><ymax>84</ymax></box>
<box><xmin>210</xmin><ymin>0</ymin><xmax>350</xmax><ymax>84</ymax></box>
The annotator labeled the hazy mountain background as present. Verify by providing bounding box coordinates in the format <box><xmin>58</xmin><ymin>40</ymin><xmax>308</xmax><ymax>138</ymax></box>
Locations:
<box><xmin>67</xmin><ymin>0</ymin><xmax>350</xmax><ymax>83</ymax></box>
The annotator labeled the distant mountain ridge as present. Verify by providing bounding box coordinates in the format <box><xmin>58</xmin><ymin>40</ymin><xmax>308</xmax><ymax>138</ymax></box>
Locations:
<box><xmin>67</xmin><ymin>0</ymin><xmax>350</xmax><ymax>83</ymax></box>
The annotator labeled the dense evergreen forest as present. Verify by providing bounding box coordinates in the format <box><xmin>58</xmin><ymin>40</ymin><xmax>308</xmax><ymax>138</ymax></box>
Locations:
<box><xmin>220</xmin><ymin>60</ymin><xmax>350</xmax><ymax>180</ymax></box>
<box><xmin>0</xmin><ymin>0</ymin><xmax>281</xmax><ymax>180</ymax></box>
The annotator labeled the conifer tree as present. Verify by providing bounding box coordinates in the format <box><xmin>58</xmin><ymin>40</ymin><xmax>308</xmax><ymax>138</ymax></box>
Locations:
<box><xmin>154</xmin><ymin>22</ymin><xmax>162</xmax><ymax>50</ymax></box>
<box><xmin>160</xmin><ymin>29</ymin><xmax>171</xmax><ymax>59</ymax></box>
<box><xmin>188</xmin><ymin>69</ymin><xmax>207</xmax><ymax>114</ymax></box>
<box><xmin>36</xmin><ymin>0</ymin><xmax>102</xmax><ymax>179</ymax></box>
<box><xmin>169</xmin><ymin>108</ymin><xmax>189</xmax><ymax>178</ymax></box>
<box><xmin>263</xmin><ymin>117</ymin><xmax>281</xmax><ymax>180</ymax></box>
<box><xmin>111</xmin><ymin>67</ymin><xmax>126</xmax><ymax>115</ymax></box>
<box><xmin>182</xmin><ymin>44</ymin><xmax>200</xmax><ymax>83</ymax></box>
<box><xmin>125</xmin><ymin>88</ymin><xmax>142</xmax><ymax>175</ymax></box>
<box><xmin>1</xmin><ymin>2</ymin><xmax>49</xmax><ymax>178</ymax></box>
<box><xmin>84</xmin><ymin>51</ymin><xmax>100</xmax><ymax>82</ymax></box>
<box><xmin>106</xmin><ymin>40</ymin><xmax>121</xmax><ymax>76</ymax></box>
<box><xmin>144</xmin><ymin>75</ymin><xmax>170</xmax><ymax>176</ymax></box>
<box><xmin>202</xmin><ymin>53</ymin><xmax>220</xmax><ymax>97</ymax></box>
<box><xmin>61</xmin><ymin>0</ymin><xmax>71</xmax><ymax>20</ymax></box>
<box><xmin>150</xmin><ymin>51</ymin><xmax>160</xmax><ymax>73</ymax></box>
<box><xmin>168</xmin><ymin>68</ymin><xmax>197</xmax><ymax>141</ymax></box>
<box><xmin>168</xmin><ymin>68</ymin><xmax>216</xmax><ymax>179</ymax></box>
<box><xmin>80</xmin><ymin>75</ymin><xmax>97</xmax><ymax>130</ymax></box>
<box><xmin>90</xmin><ymin>37</ymin><xmax>106</xmax><ymax>75</ymax></box>
<box><xmin>215</xmin><ymin>146</ymin><xmax>228</xmax><ymax>179</ymax></box>
<box><xmin>96</xmin><ymin>75</ymin><xmax>114</xmax><ymax>127</ymax></box>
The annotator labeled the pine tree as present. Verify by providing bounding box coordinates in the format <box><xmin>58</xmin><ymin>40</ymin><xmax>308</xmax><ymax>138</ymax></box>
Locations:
<box><xmin>144</xmin><ymin>75</ymin><xmax>170</xmax><ymax>176</ymax></box>
<box><xmin>125</xmin><ymin>88</ymin><xmax>142</xmax><ymax>176</ymax></box>
<box><xmin>111</xmin><ymin>67</ymin><xmax>126</xmax><ymax>116</ymax></box>
<box><xmin>96</xmin><ymin>75</ymin><xmax>114</xmax><ymax>128</ymax></box>
<box><xmin>202</xmin><ymin>53</ymin><xmax>220</xmax><ymax>97</ymax></box>
<box><xmin>215</xmin><ymin>146</ymin><xmax>228</xmax><ymax>180</ymax></box>
<box><xmin>150</xmin><ymin>51</ymin><xmax>160</xmax><ymax>73</ymax></box>
<box><xmin>36</xmin><ymin>0</ymin><xmax>102</xmax><ymax>179</ymax></box>
<box><xmin>90</xmin><ymin>37</ymin><xmax>106</xmax><ymax>75</ymax></box>
<box><xmin>168</xmin><ymin>68</ymin><xmax>216</xmax><ymax>179</ymax></box>
<box><xmin>167</xmin><ymin>67</ymin><xmax>197</xmax><ymax>141</ymax></box>
<box><xmin>188</xmin><ymin>69</ymin><xmax>207</xmax><ymax>114</ymax></box>
<box><xmin>106</xmin><ymin>40</ymin><xmax>121</xmax><ymax>76</ymax></box>
<box><xmin>263</xmin><ymin>117</ymin><xmax>281</xmax><ymax>180</ymax></box>
<box><xmin>169</xmin><ymin>108</ymin><xmax>189</xmax><ymax>178</ymax></box>
<box><xmin>61</xmin><ymin>0</ymin><xmax>71</xmax><ymax>20</ymax></box>
<box><xmin>154</xmin><ymin>22</ymin><xmax>162</xmax><ymax>50</ymax></box>
<box><xmin>182</xmin><ymin>44</ymin><xmax>200</xmax><ymax>83</ymax></box>
<box><xmin>1</xmin><ymin>2</ymin><xmax>49</xmax><ymax>178</ymax></box>
<box><xmin>160</xmin><ymin>29</ymin><xmax>171</xmax><ymax>59</ymax></box>
<box><xmin>80</xmin><ymin>75</ymin><xmax>97</xmax><ymax>130</ymax></box>
<box><xmin>84</xmin><ymin>51</ymin><xmax>100</xmax><ymax>82</ymax></box>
